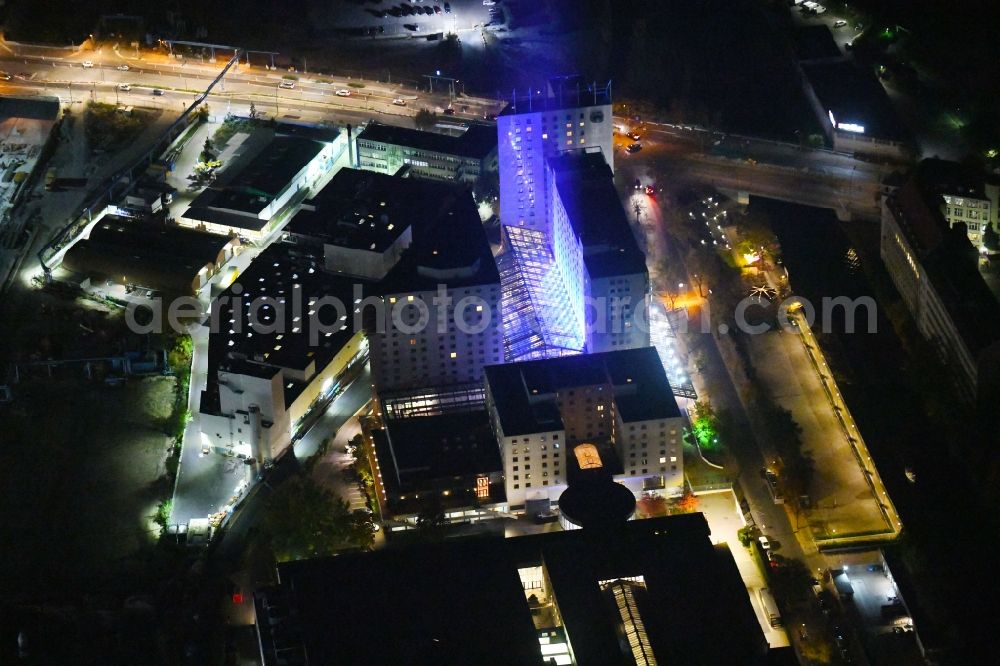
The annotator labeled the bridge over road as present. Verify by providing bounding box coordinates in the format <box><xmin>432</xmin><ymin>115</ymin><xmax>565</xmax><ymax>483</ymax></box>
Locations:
<box><xmin>655</xmin><ymin>153</ymin><xmax>886</xmax><ymax>220</ymax></box>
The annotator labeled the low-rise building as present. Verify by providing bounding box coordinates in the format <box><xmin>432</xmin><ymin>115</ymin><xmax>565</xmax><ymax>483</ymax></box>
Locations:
<box><xmin>254</xmin><ymin>513</ymin><xmax>772</xmax><ymax>666</ymax></box>
<box><xmin>356</xmin><ymin>121</ymin><xmax>497</xmax><ymax>187</ymax></box>
<box><xmin>368</xmin><ymin>407</ymin><xmax>506</xmax><ymax>521</ymax></box>
<box><xmin>800</xmin><ymin>60</ymin><xmax>913</xmax><ymax>161</ymax></box>
<box><xmin>484</xmin><ymin>347</ymin><xmax>685</xmax><ymax>512</ymax></box>
<box><xmin>179</xmin><ymin>125</ymin><xmax>346</xmax><ymax>242</ymax></box>
<box><xmin>62</xmin><ymin>217</ymin><xmax>239</xmax><ymax>297</ymax></box>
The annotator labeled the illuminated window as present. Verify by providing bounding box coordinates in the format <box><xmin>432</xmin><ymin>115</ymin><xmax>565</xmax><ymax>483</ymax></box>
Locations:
<box><xmin>542</xmin><ymin>133</ymin><xmax>548</xmax><ymax>139</ymax></box>
<box><xmin>450</xmin><ymin>352</ymin><xmax>458</xmax><ymax>358</ymax></box>
<box><xmin>409</xmin><ymin>338</ymin><xmax>417</xmax><ymax>345</ymax></box>
<box><xmin>566</xmin><ymin>131</ymin><xmax>572</xmax><ymax>137</ymax></box>
<box><xmin>407</xmin><ymin>295</ymin><xmax>414</xmax><ymax>301</ymax></box>
<box><xmin>476</xmin><ymin>305</ymin><xmax>483</xmax><ymax>312</ymax></box>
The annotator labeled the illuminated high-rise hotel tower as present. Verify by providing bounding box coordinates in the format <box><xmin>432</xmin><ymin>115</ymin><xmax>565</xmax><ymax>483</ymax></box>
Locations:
<box><xmin>496</xmin><ymin>77</ymin><xmax>613</xmax><ymax>233</ymax></box>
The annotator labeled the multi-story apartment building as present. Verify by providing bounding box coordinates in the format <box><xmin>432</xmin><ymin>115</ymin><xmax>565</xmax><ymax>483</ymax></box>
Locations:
<box><xmin>355</xmin><ymin>122</ymin><xmax>497</xmax><ymax>188</ymax></box>
<box><xmin>484</xmin><ymin>347</ymin><xmax>685</xmax><ymax>511</ymax></box>
<box><xmin>496</xmin><ymin>77</ymin><xmax>613</xmax><ymax>230</ymax></box>
<box><xmin>881</xmin><ymin>171</ymin><xmax>1000</xmax><ymax>404</ymax></box>
<box><xmin>916</xmin><ymin>158</ymin><xmax>999</xmax><ymax>249</ymax></box>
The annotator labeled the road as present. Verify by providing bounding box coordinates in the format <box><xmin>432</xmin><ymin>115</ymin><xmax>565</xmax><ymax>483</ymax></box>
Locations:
<box><xmin>0</xmin><ymin>43</ymin><xmax>499</xmax><ymax>125</ymax></box>
<box><xmin>615</xmin><ymin>120</ymin><xmax>892</xmax><ymax>219</ymax></box>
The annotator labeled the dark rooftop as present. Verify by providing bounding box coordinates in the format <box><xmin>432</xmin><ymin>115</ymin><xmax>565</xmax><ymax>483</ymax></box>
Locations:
<box><xmin>548</xmin><ymin>151</ymin><xmax>648</xmax><ymax>278</ymax></box>
<box><xmin>373</xmin><ymin>409</ymin><xmax>504</xmax><ymax>512</ymax></box>
<box><xmin>484</xmin><ymin>347</ymin><xmax>681</xmax><ymax>437</ymax></box>
<box><xmin>0</xmin><ymin>94</ymin><xmax>60</xmax><ymax>121</ymax></box>
<box><xmin>357</xmin><ymin>121</ymin><xmax>497</xmax><ymax>160</ymax></box>
<box><xmin>802</xmin><ymin>60</ymin><xmax>908</xmax><ymax>141</ymax></box>
<box><xmin>916</xmin><ymin>157</ymin><xmax>988</xmax><ymax>200</ymax></box>
<box><xmin>61</xmin><ymin>218</ymin><xmax>235</xmax><ymax>296</ymax></box>
<box><xmin>376</xmin><ymin>179</ymin><xmax>500</xmax><ymax>294</ymax></box>
<box><xmin>286</xmin><ymin>168</ymin><xmax>458</xmax><ymax>252</ymax></box>
<box><xmin>888</xmin><ymin>172</ymin><xmax>1000</xmax><ymax>357</ymax></box>
<box><xmin>791</xmin><ymin>25</ymin><xmax>844</xmax><ymax>62</ymax></box>
<box><xmin>261</xmin><ymin>514</ymin><xmax>769</xmax><ymax>666</ymax></box>
<box><xmin>202</xmin><ymin>242</ymin><xmax>371</xmax><ymax>413</ymax></box>
<box><xmin>187</xmin><ymin>131</ymin><xmax>330</xmax><ymax>219</ymax></box>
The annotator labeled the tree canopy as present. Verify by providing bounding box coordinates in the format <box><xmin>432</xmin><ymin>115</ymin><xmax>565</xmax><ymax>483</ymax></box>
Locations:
<box><xmin>261</xmin><ymin>476</ymin><xmax>374</xmax><ymax>562</ymax></box>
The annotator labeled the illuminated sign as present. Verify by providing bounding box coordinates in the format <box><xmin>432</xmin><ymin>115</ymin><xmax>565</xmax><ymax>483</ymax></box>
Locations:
<box><xmin>838</xmin><ymin>122</ymin><xmax>865</xmax><ymax>134</ymax></box>
<box><xmin>475</xmin><ymin>476</ymin><xmax>490</xmax><ymax>499</ymax></box>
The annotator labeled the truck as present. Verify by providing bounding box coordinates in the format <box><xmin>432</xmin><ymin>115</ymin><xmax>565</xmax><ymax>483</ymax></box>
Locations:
<box><xmin>758</xmin><ymin>588</ymin><xmax>782</xmax><ymax>628</ymax></box>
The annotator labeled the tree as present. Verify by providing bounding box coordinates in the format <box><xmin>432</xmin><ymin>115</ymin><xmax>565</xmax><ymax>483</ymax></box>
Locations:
<box><xmin>261</xmin><ymin>476</ymin><xmax>374</xmax><ymax>562</ymax></box>
<box><xmin>983</xmin><ymin>223</ymin><xmax>1000</xmax><ymax>253</ymax></box>
<box><xmin>636</xmin><ymin>493</ymin><xmax>669</xmax><ymax>518</ymax></box>
<box><xmin>199</xmin><ymin>137</ymin><xmax>215</xmax><ymax>163</ymax></box>
<box><xmin>691</xmin><ymin>400</ymin><xmax>719</xmax><ymax>449</ymax></box>
<box><xmin>675</xmin><ymin>490</ymin><xmax>699</xmax><ymax>513</ymax></box>
<box><xmin>737</xmin><ymin>524</ymin><xmax>761</xmax><ymax>548</ymax></box>
<box><xmin>415</xmin><ymin>495</ymin><xmax>446</xmax><ymax>540</ymax></box>
<box><xmin>414</xmin><ymin>108</ymin><xmax>438</xmax><ymax>131</ymax></box>
<box><xmin>167</xmin><ymin>335</ymin><xmax>193</xmax><ymax>374</ymax></box>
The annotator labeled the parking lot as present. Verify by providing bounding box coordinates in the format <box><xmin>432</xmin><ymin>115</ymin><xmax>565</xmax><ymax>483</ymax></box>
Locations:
<box><xmin>316</xmin><ymin>0</ymin><xmax>504</xmax><ymax>38</ymax></box>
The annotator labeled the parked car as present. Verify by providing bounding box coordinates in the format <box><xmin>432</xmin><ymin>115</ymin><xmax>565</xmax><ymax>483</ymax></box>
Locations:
<box><xmin>81</xmin><ymin>61</ymin><xmax>94</xmax><ymax>68</ymax></box>
<box><xmin>444</xmin><ymin>2</ymin><xmax>451</xmax><ymax>12</ymax></box>
<box><xmin>834</xmin><ymin>19</ymin><xmax>847</xmax><ymax>28</ymax></box>
<box><xmin>116</xmin><ymin>64</ymin><xmax>130</xmax><ymax>71</ymax></box>
<box><xmin>434</xmin><ymin>5</ymin><xmax>442</xmax><ymax>13</ymax></box>
<box><xmin>392</xmin><ymin>98</ymin><xmax>407</xmax><ymax>106</ymax></box>
<box><xmin>758</xmin><ymin>535</ymin><xmax>772</xmax><ymax>551</ymax></box>
<box><xmin>335</xmin><ymin>89</ymin><xmax>351</xmax><ymax>97</ymax></box>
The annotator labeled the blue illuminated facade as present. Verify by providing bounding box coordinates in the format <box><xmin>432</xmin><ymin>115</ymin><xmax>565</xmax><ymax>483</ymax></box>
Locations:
<box><xmin>496</xmin><ymin>80</ymin><xmax>648</xmax><ymax>363</ymax></box>
<box><xmin>496</xmin><ymin>79</ymin><xmax>613</xmax><ymax>232</ymax></box>
<box><xmin>499</xmin><ymin>225</ymin><xmax>586</xmax><ymax>361</ymax></box>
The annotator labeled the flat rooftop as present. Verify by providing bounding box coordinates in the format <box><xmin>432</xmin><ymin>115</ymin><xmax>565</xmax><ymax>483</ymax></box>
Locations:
<box><xmin>286</xmin><ymin>168</ymin><xmax>457</xmax><ymax>252</ymax></box>
<box><xmin>62</xmin><ymin>218</ymin><xmax>235</xmax><ymax>295</ymax></box>
<box><xmin>802</xmin><ymin>60</ymin><xmax>908</xmax><ymax>141</ymax></box>
<box><xmin>916</xmin><ymin>157</ymin><xmax>988</xmax><ymax>200</ymax></box>
<box><xmin>499</xmin><ymin>78</ymin><xmax>613</xmax><ymax>116</ymax></box>
<box><xmin>484</xmin><ymin>347</ymin><xmax>681</xmax><ymax>437</ymax></box>
<box><xmin>791</xmin><ymin>24</ymin><xmax>844</xmax><ymax>62</ymax></box>
<box><xmin>187</xmin><ymin>128</ymin><xmax>331</xmax><ymax>220</ymax></box>
<box><xmin>357</xmin><ymin>121</ymin><xmax>497</xmax><ymax>160</ymax></box>
<box><xmin>548</xmin><ymin>151</ymin><xmax>648</xmax><ymax>278</ymax></box>
<box><xmin>260</xmin><ymin>514</ymin><xmax>769</xmax><ymax>665</ymax></box>
<box><xmin>0</xmin><ymin>94</ymin><xmax>60</xmax><ymax>121</ymax></box>
<box><xmin>202</xmin><ymin>242</ymin><xmax>371</xmax><ymax>414</ymax></box>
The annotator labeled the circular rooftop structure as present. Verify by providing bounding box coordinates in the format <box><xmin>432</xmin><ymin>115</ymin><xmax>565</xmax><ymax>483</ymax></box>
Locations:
<box><xmin>558</xmin><ymin>479</ymin><xmax>636</xmax><ymax>531</ymax></box>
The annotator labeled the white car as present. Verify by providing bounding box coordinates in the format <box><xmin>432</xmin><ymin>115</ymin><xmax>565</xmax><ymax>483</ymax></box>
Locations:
<box><xmin>392</xmin><ymin>98</ymin><xmax>406</xmax><ymax>106</ymax></box>
<box><xmin>278</xmin><ymin>80</ymin><xmax>295</xmax><ymax>89</ymax></box>
<box><xmin>335</xmin><ymin>89</ymin><xmax>352</xmax><ymax>97</ymax></box>
<box><xmin>82</xmin><ymin>61</ymin><xmax>94</xmax><ymax>68</ymax></box>
<box><xmin>116</xmin><ymin>64</ymin><xmax>129</xmax><ymax>71</ymax></box>
<box><xmin>833</xmin><ymin>19</ymin><xmax>847</xmax><ymax>28</ymax></box>
<box><xmin>118</xmin><ymin>83</ymin><xmax>131</xmax><ymax>92</ymax></box>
